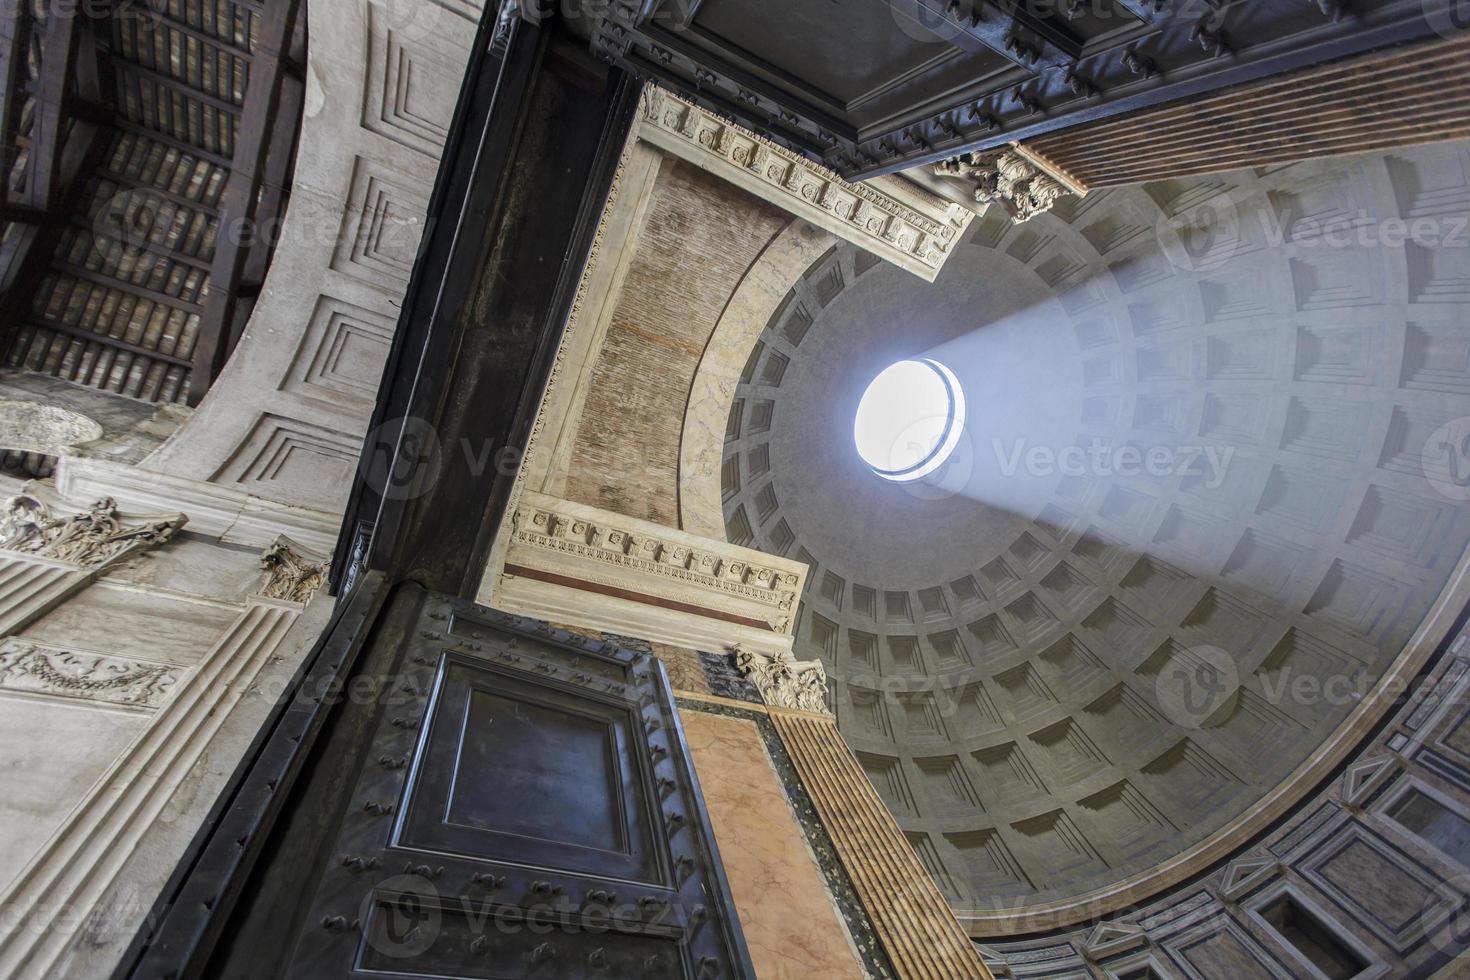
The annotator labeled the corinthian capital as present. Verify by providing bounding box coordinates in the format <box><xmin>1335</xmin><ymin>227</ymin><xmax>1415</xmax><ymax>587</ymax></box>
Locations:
<box><xmin>0</xmin><ymin>495</ymin><xmax>185</xmax><ymax>568</ymax></box>
<box><xmin>257</xmin><ymin>537</ymin><xmax>329</xmax><ymax>604</ymax></box>
<box><xmin>732</xmin><ymin>644</ymin><xmax>830</xmax><ymax>714</ymax></box>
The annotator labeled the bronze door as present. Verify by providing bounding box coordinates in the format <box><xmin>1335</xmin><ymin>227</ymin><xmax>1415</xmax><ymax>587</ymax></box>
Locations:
<box><xmin>205</xmin><ymin>585</ymin><xmax>753</xmax><ymax>980</ymax></box>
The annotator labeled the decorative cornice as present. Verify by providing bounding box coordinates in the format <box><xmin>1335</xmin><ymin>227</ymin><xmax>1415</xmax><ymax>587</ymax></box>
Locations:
<box><xmin>1008</xmin><ymin>142</ymin><xmax>1089</xmax><ymax>197</ymax></box>
<box><xmin>494</xmin><ymin>492</ymin><xmax>807</xmax><ymax>655</ymax></box>
<box><xmin>0</xmin><ymin>640</ymin><xmax>182</xmax><ymax>709</ymax></box>
<box><xmin>640</xmin><ymin>87</ymin><xmax>970</xmax><ymax>282</ymax></box>
<box><xmin>256</xmin><ymin>537</ymin><xmax>329</xmax><ymax>605</ymax></box>
<box><xmin>54</xmin><ymin>456</ymin><xmax>341</xmax><ymax>554</ymax></box>
<box><xmin>733</xmin><ymin>645</ymin><xmax>830</xmax><ymax>714</ymax></box>
<box><xmin>511</xmin><ymin>499</ymin><xmax>801</xmax><ymax>629</ymax></box>
<box><xmin>0</xmin><ymin>495</ymin><xmax>185</xmax><ymax>569</ymax></box>
<box><xmin>932</xmin><ymin>144</ymin><xmax>1087</xmax><ymax>224</ymax></box>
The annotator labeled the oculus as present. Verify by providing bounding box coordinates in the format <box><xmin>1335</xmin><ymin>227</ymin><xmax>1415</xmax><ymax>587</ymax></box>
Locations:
<box><xmin>853</xmin><ymin>358</ymin><xmax>965</xmax><ymax>482</ymax></box>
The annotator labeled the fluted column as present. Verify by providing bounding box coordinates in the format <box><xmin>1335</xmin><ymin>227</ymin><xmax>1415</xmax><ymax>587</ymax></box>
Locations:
<box><xmin>770</xmin><ymin>711</ymin><xmax>994</xmax><ymax>980</ymax></box>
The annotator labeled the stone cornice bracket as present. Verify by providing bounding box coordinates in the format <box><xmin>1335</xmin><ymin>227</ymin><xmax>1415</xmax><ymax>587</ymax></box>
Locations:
<box><xmin>256</xmin><ymin>537</ymin><xmax>329</xmax><ymax>605</ymax></box>
<box><xmin>639</xmin><ymin>86</ymin><xmax>971</xmax><ymax>283</ymax></box>
<box><xmin>932</xmin><ymin>142</ymin><xmax>1089</xmax><ymax>224</ymax></box>
<box><xmin>732</xmin><ymin>643</ymin><xmax>830</xmax><ymax>714</ymax></box>
<box><xmin>0</xmin><ymin>494</ymin><xmax>186</xmax><ymax>569</ymax></box>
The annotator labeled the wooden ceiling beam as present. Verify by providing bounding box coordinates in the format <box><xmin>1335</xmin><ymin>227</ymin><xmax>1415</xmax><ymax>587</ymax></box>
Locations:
<box><xmin>24</xmin><ymin>316</ymin><xmax>193</xmax><ymax>368</ymax></box>
<box><xmin>188</xmin><ymin>0</ymin><xmax>302</xmax><ymax>404</ymax></box>
<box><xmin>0</xmin><ymin>203</ymin><xmax>65</xmax><ymax>225</ymax></box>
<box><xmin>115</xmin><ymin>62</ymin><xmax>245</xmax><ymax>116</ymax></box>
<box><xmin>0</xmin><ymin>124</ymin><xmax>109</xmax><ymax>312</ymax></box>
<box><xmin>107</xmin><ymin>117</ymin><xmax>235</xmax><ymax>169</ymax></box>
<box><xmin>24</xmin><ymin>6</ymin><xmax>88</xmax><ymax>208</ymax></box>
<box><xmin>95</xmin><ymin>166</ymin><xmax>223</xmax><ymax>216</ymax></box>
<box><xmin>51</xmin><ymin>259</ymin><xmax>206</xmax><ymax>313</ymax></box>
<box><xmin>128</xmin><ymin>10</ymin><xmax>254</xmax><ymax>58</ymax></box>
<box><xmin>0</xmin><ymin>3</ymin><xmax>32</xmax><ymax>207</ymax></box>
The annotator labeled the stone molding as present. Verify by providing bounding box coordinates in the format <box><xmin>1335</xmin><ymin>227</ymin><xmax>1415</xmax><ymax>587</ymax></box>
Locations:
<box><xmin>732</xmin><ymin>645</ymin><xmax>829</xmax><ymax>714</ymax></box>
<box><xmin>0</xmin><ymin>597</ymin><xmax>307</xmax><ymax>977</ymax></box>
<box><xmin>494</xmin><ymin>491</ymin><xmax>807</xmax><ymax>656</ymax></box>
<box><xmin>931</xmin><ymin>143</ymin><xmax>1088</xmax><ymax>223</ymax></box>
<box><xmin>256</xmin><ymin>537</ymin><xmax>330</xmax><ymax>605</ymax></box>
<box><xmin>640</xmin><ymin>86</ymin><xmax>970</xmax><ymax>282</ymax></box>
<box><xmin>769</xmin><ymin>711</ymin><xmax>994</xmax><ymax>979</ymax></box>
<box><xmin>0</xmin><ymin>495</ymin><xmax>185</xmax><ymax>570</ymax></box>
<box><xmin>0</xmin><ymin>641</ymin><xmax>182</xmax><ymax>710</ymax></box>
<box><xmin>55</xmin><ymin>456</ymin><xmax>341</xmax><ymax>555</ymax></box>
<box><xmin>133</xmin><ymin>0</ymin><xmax>485</xmax><ymax>514</ymax></box>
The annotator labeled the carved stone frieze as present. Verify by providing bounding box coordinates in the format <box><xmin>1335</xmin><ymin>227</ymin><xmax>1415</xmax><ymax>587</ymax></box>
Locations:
<box><xmin>0</xmin><ymin>641</ymin><xmax>182</xmax><ymax>709</ymax></box>
<box><xmin>511</xmin><ymin>497</ymin><xmax>802</xmax><ymax>631</ymax></box>
<box><xmin>932</xmin><ymin>145</ymin><xmax>1086</xmax><ymax>223</ymax></box>
<box><xmin>640</xmin><ymin>86</ymin><xmax>971</xmax><ymax>282</ymax></box>
<box><xmin>733</xmin><ymin>645</ymin><xmax>829</xmax><ymax>714</ymax></box>
<box><xmin>494</xmin><ymin>492</ymin><xmax>808</xmax><ymax>655</ymax></box>
<box><xmin>0</xmin><ymin>495</ymin><xmax>186</xmax><ymax>568</ymax></box>
<box><xmin>257</xmin><ymin>538</ymin><xmax>329</xmax><ymax>604</ymax></box>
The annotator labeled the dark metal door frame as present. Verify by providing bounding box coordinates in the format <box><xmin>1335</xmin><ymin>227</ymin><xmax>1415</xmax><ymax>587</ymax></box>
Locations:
<box><xmin>110</xmin><ymin>3</ymin><xmax>675</xmax><ymax>976</ymax></box>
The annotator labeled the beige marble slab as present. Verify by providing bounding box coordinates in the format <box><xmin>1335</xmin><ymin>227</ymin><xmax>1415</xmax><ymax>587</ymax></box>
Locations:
<box><xmin>682</xmin><ymin>710</ymin><xmax>866</xmax><ymax>980</ymax></box>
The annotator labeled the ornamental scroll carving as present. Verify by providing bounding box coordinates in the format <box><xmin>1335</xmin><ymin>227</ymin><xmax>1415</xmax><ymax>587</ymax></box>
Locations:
<box><xmin>0</xmin><ymin>495</ymin><xmax>185</xmax><ymax>568</ymax></box>
<box><xmin>733</xmin><ymin>645</ymin><xmax>829</xmax><ymax>714</ymax></box>
<box><xmin>0</xmin><ymin>641</ymin><xmax>182</xmax><ymax>709</ymax></box>
<box><xmin>933</xmin><ymin>149</ymin><xmax>1076</xmax><ymax>224</ymax></box>
<box><xmin>510</xmin><ymin>502</ymin><xmax>802</xmax><ymax>634</ymax></box>
<box><xmin>257</xmin><ymin>539</ymin><xmax>329</xmax><ymax>604</ymax></box>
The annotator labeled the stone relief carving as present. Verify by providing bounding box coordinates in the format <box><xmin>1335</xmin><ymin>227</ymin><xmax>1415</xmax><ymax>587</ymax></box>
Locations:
<box><xmin>0</xmin><ymin>495</ymin><xmax>186</xmax><ymax>568</ymax></box>
<box><xmin>0</xmin><ymin>494</ymin><xmax>48</xmax><ymax>549</ymax></box>
<box><xmin>0</xmin><ymin>641</ymin><xmax>182</xmax><ymax>709</ymax></box>
<box><xmin>732</xmin><ymin>644</ymin><xmax>829</xmax><ymax>713</ymax></box>
<box><xmin>257</xmin><ymin>538</ymin><xmax>329</xmax><ymax>604</ymax></box>
<box><xmin>511</xmin><ymin>501</ymin><xmax>803</xmax><ymax>634</ymax></box>
<box><xmin>641</xmin><ymin>86</ymin><xmax>971</xmax><ymax>281</ymax></box>
<box><xmin>933</xmin><ymin>147</ymin><xmax>1080</xmax><ymax>223</ymax></box>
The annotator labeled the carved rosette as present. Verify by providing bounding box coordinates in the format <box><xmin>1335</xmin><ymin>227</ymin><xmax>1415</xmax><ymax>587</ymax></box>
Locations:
<box><xmin>257</xmin><ymin>539</ymin><xmax>329</xmax><ymax>604</ymax></box>
<box><xmin>0</xmin><ymin>495</ymin><xmax>185</xmax><ymax>568</ymax></box>
<box><xmin>732</xmin><ymin>645</ymin><xmax>830</xmax><ymax>714</ymax></box>
<box><xmin>933</xmin><ymin>148</ymin><xmax>1077</xmax><ymax>223</ymax></box>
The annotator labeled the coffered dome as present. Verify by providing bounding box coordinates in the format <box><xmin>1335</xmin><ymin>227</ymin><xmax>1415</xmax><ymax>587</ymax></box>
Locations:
<box><xmin>722</xmin><ymin>140</ymin><xmax>1470</xmax><ymax>929</ymax></box>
